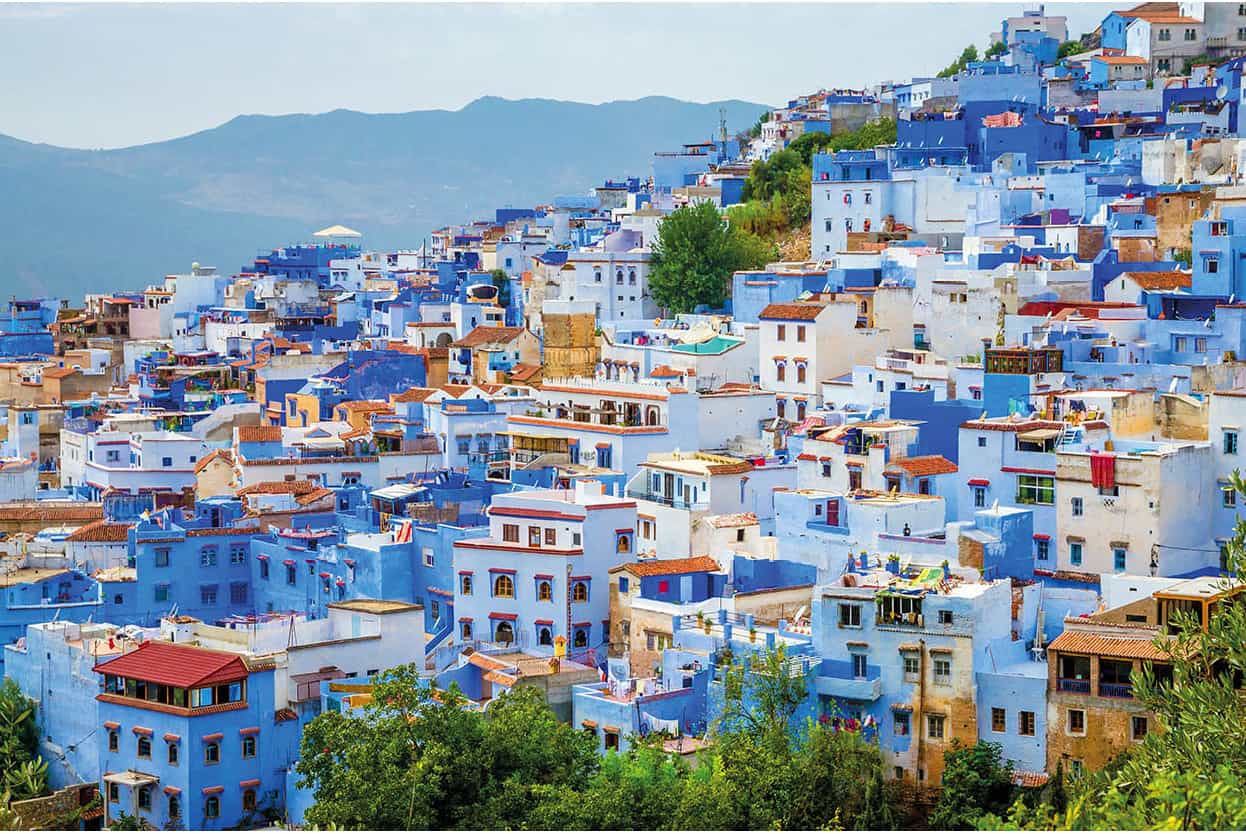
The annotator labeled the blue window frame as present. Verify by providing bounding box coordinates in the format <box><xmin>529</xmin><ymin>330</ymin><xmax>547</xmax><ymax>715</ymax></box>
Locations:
<box><xmin>1113</xmin><ymin>547</ymin><xmax>1127</xmax><ymax>573</ymax></box>
<box><xmin>1070</xmin><ymin>542</ymin><xmax>1083</xmax><ymax>566</ymax></box>
<box><xmin>200</xmin><ymin>547</ymin><xmax>217</xmax><ymax>567</ymax></box>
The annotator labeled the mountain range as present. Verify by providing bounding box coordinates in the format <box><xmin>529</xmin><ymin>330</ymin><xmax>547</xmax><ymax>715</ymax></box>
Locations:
<box><xmin>0</xmin><ymin>96</ymin><xmax>769</xmax><ymax>298</ymax></box>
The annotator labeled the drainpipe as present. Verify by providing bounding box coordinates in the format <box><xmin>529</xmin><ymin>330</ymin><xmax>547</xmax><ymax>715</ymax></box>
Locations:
<box><xmin>916</xmin><ymin>637</ymin><xmax>927</xmax><ymax>786</ymax></box>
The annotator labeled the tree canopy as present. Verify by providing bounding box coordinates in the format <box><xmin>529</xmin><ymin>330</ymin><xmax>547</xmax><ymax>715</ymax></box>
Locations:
<box><xmin>649</xmin><ymin>200</ymin><xmax>775</xmax><ymax>314</ymax></box>
<box><xmin>0</xmin><ymin>679</ymin><xmax>46</xmax><ymax>801</ymax></box>
<box><xmin>938</xmin><ymin>44</ymin><xmax>980</xmax><ymax>78</ymax></box>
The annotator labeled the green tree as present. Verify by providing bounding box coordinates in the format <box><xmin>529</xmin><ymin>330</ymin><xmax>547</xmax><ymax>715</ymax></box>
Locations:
<box><xmin>986</xmin><ymin>41</ymin><xmax>1008</xmax><ymax>59</ymax></box>
<box><xmin>296</xmin><ymin>666</ymin><xmax>596</xmax><ymax>830</ymax></box>
<box><xmin>930</xmin><ymin>740</ymin><xmax>1018</xmax><ymax>829</ymax></box>
<box><xmin>984</xmin><ymin>471</ymin><xmax>1246</xmax><ymax>830</ymax></box>
<box><xmin>649</xmin><ymin>201</ymin><xmax>771</xmax><ymax>314</ymax></box>
<box><xmin>938</xmin><ymin>44</ymin><xmax>980</xmax><ymax>78</ymax></box>
<box><xmin>0</xmin><ymin>679</ymin><xmax>45</xmax><ymax>800</ymax></box>
<box><xmin>488</xmin><ymin>269</ymin><xmax>511</xmax><ymax>310</ymax></box>
<box><xmin>529</xmin><ymin>741</ymin><xmax>688</xmax><ymax>830</ymax></box>
<box><xmin>1056</xmin><ymin>40</ymin><xmax>1082</xmax><ymax>60</ymax></box>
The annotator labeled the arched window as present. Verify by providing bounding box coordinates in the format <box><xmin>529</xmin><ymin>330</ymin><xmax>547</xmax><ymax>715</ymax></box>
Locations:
<box><xmin>243</xmin><ymin>789</ymin><xmax>257</xmax><ymax>812</ymax></box>
<box><xmin>797</xmin><ymin>401</ymin><xmax>807</xmax><ymax>420</ymax></box>
<box><xmin>495</xmin><ymin>621</ymin><xmax>515</xmax><ymax>644</ymax></box>
<box><xmin>645</xmin><ymin>406</ymin><xmax>659</xmax><ymax>426</ymax></box>
<box><xmin>845</xmin><ymin>218</ymin><xmax>853</xmax><ymax>232</ymax></box>
<box><xmin>493</xmin><ymin>575</ymin><xmax>514</xmax><ymax>598</ymax></box>
<box><xmin>538</xmin><ymin>627</ymin><xmax>553</xmax><ymax>646</ymax></box>
<box><xmin>461</xmin><ymin>621</ymin><xmax>473</xmax><ymax>640</ymax></box>
<box><xmin>573</xmin><ymin>628</ymin><xmax>588</xmax><ymax>648</ymax></box>
<box><xmin>616</xmin><ymin>534</ymin><xmax>630</xmax><ymax>553</ymax></box>
<box><xmin>628</xmin><ymin>269</ymin><xmax>636</xmax><ymax>285</ymax></box>
<box><xmin>204</xmin><ymin>742</ymin><xmax>220</xmax><ymax>764</ymax></box>
<box><xmin>572</xmin><ymin>581</ymin><xmax>588</xmax><ymax>602</ymax></box>
<box><xmin>461</xmin><ymin>574</ymin><xmax>473</xmax><ymax>595</ymax></box>
<box><xmin>137</xmin><ymin>786</ymin><xmax>152</xmax><ymax>811</ymax></box>
<box><xmin>616</xmin><ymin>269</ymin><xmax>624</xmax><ymax>284</ymax></box>
<box><xmin>204</xmin><ymin>796</ymin><xmax>220</xmax><ymax>819</ymax></box>
<box><xmin>137</xmin><ymin>736</ymin><xmax>151</xmax><ymax>758</ymax></box>
<box><xmin>538</xmin><ymin>581</ymin><xmax>552</xmax><ymax>601</ymax></box>
<box><xmin>168</xmin><ymin>795</ymin><xmax>180</xmax><ymax>821</ymax></box>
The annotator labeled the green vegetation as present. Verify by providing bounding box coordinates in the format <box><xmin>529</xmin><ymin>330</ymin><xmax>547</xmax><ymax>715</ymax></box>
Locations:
<box><xmin>649</xmin><ymin>200</ymin><xmax>775</xmax><ymax>314</ymax></box>
<box><xmin>297</xmin><ymin>647</ymin><xmax>898</xmax><ymax>830</ymax></box>
<box><xmin>488</xmin><ymin>268</ymin><xmax>511</xmax><ymax>309</ymax></box>
<box><xmin>931</xmin><ymin>741</ymin><xmax>1018</xmax><ymax>830</ymax></box>
<box><xmin>729</xmin><ymin>118</ymin><xmax>898</xmax><ymax>243</ymax></box>
<box><xmin>0</xmin><ymin>679</ymin><xmax>46</xmax><ymax>801</ymax></box>
<box><xmin>1057</xmin><ymin>40</ymin><xmax>1082</xmax><ymax>61</ymax></box>
<box><xmin>938</xmin><ymin>45</ymin><xmax>980</xmax><ymax>78</ymax></box>
<box><xmin>986</xmin><ymin>41</ymin><xmax>1008</xmax><ymax>59</ymax></box>
<box><xmin>978</xmin><ymin>471</ymin><xmax>1246</xmax><ymax>830</ymax></box>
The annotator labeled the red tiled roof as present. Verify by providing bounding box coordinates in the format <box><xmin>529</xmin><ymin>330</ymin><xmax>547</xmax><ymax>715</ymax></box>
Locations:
<box><xmin>452</xmin><ymin>325</ymin><xmax>526</xmax><ymax>348</ymax></box>
<box><xmin>65</xmin><ymin>521</ymin><xmax>132</xmax><ymax>543</ymax></box>
<box><xmin>610</xmin><ymin>556</ymin><xmax>721</xmax><ymax>577</ymax></box>
<box><xmin>94</xmin><ymin>641</ymin><xmax>249</xmax><ymax>687</ymax></box>
<box><xmin>237</xmin><ymin>480</ymin><xmax>319</xmax><ymax>496</ymax></box>
<box><xmin>237</xmin><ymin>426</ymin><xmax>282</xmax><ymax>443</ymax></box>
<box><xmin>194</xmin><ymin>449</ymin><xmax>233</xmax><ymax>474</ymax></box>
<box><xmin>1096</xmin><ymin>55</ymin><xmax>1149</xmax><ymax>65</ymax></box>
<box><xmin>391</xmin><ymin>386</ymin><xmax>438</xmax><ymax>403</ymax></box>
<box><xmin>509</xmin><ymin>362</ymin><xmax>542</xmax><ymax>382</ymax></box>
<box><xmin>1047</xmin><ymin>629</ymin><xmax>1171</xmax><ymax>661</ymax></box>
<box><xmin>41</xmin><ymin>367</ymin><xmax>77</xmax><ymax>379</ymax></box>
<box><xmin>1122</xmin><ymin>270</ymin><xmax>1191</xmax><ymax>291</ymax></box>
<box><xmin>759</xmin><ymin>302</ymin><xmax>825</xmax><ymax>321</ymax></box>
<box><xmin>886</xmin><ymin>455</ymin><xmax>958</xmax><ymax>477</ymax></box>
<box><xmin>0</xmin><ymin>503</ymin><xmax>103</xmax><ymax>522</ymax></box>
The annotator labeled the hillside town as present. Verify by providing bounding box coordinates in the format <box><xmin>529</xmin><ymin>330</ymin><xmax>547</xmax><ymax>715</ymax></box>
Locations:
<box><xmin>3</xmin><ymin>3</ymin><xmax>1246</xmax><ymax>830</ymax></box>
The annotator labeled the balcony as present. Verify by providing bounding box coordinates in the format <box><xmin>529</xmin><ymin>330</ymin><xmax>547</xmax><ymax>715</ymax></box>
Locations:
<box><xmin>815</xmin><ymin>660</ymin><xmax>882</xmax><ymax>701</ymax></box>
<box><xmin>625</xmin><ymin>489</ymin><xmax>707</xmax><ymax>511</ymax></box>
<box><xmin>1098</xmin><ymin>682</ymin><xmax>1133</xmax><ymax>699</ymax></box>
<box><xmin>1057</xmin><ymin>678</ymin><xmax>1091</xmax><ymax>694</ymax></box>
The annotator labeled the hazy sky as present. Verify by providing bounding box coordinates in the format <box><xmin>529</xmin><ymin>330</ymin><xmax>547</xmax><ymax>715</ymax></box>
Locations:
<box><xmin>0</xmin><ymin>2</ymin><xmax>1108</xmax><ymax>149</ymax></box>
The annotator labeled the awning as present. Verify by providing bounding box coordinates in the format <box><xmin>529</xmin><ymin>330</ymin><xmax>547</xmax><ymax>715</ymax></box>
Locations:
<box><xmin>1018</xmin><ymin>428</ymin><xmax>1060</xmax><ymax>442</ymax></box>
<box><xmin>104</xmin><ymin>770</ymin><xmax>160</xmax><ymax>787</ymax></box>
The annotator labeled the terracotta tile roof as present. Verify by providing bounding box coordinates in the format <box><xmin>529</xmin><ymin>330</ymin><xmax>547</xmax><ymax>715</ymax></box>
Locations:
<box><xmin>1047</xmin><ymin>629</ymin><xmax>1171</xmax><ymax>661</ymax></box>
<box><xmin>41</xmin><ymin>367</ymin><xmax>77</xmax><ymax>379</ymax></box>
<box><xmin>336</xmin><ymin>400</ymin><xmax>391</xmax><ymax>413</ymax></box>
<box><xmin>610</xmin><ymin>556</ymin><xmax>721</xmax><ymax>577</ymax></box>
<box><xmin>452</xmin><ymin>325</ymin><xmax>526</xmax><ymax>348</ymax></box>
<box><xmin>94</xmin><ymin>641</ymin><xmax>250</xmax><ymax>688</ymax></box>
<box><xmin>707</xmin><ymin>512</ymin><xmax>759</xmax><ymax>528</ymax></box>
<box><xmin>759</xmin><ymin>302</ymin><xmax>825</xmax><ymax>321</ymax></box>
<box><xmin>1013</xmin><ymin>771</ymin><xmax>1049</xmax><ymax>788</ymax></box>
<box><xmin>0</xmin><ymin>502</ymin><xmax>103</xmax><ymax>522</ymax></box>
<box><xmin>237</xmin><ymin>480</ymin><xmax>319</xmax><ymax>496</ymax></box>
<box><xmin>509</xmin><ymin>363</ymin><xmax>542</xmax><ymax>382</ymax></box>
<box><xmin>65</xmin><ymin>520</ymin><xmax>133</xmax><ymax>543</ymax></box>
<box><xmin>886</xmin><ymin>455</ymin><xmax>958</xmax><ymax>477</ymax></box>
<box><xmin>193</xmin><ymin>449</ymin><xmax>234</xmax><ymax>474</ymax></box>
<box><xmin>296</xmin><ymin>487</ymin><xmax>334</xmax><ymax>506</ymax></box>
<box><xmin>1123</xmin><ymin>270</ymin><xmax>1191</xmax><ymax>291</ymax></box>
<box><xmin>391</xmin><ymin>386</ymin><xmax>438</xmax><ymax>403</ymax></box>
<box><xmin>1096</xmin><ymin>55</ymin><xmax>1149</xmax><ymax>65</ymax></box>
<box><xmin>237</xmin><ymin>425</ymin><xmax>282</xmax><ymax>443</ymax></box>
<box><xmin>648</xmin><ymin>365</ymin><xmax>684</xmax><ymax>379</ymax></box>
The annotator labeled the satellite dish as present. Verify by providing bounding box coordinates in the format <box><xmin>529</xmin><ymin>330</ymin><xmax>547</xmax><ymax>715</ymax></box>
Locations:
<box><xmin>1218</xmin><ymin>84</ymin><xmax>1229</xmax><ymax>100</ymax></box>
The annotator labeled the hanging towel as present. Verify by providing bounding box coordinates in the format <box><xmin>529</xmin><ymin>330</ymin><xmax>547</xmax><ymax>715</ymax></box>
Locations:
<box><xmin>1090</xmin><ymin>452</ymin><xmax>1116</xmax><ymax>490</ymax></box>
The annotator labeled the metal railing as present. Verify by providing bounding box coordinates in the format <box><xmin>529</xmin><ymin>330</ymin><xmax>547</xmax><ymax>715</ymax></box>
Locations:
<box><xmin>1057</xmin><ymin>678</ymin><xmax>1091</xmax><ymax>694</ymax></box>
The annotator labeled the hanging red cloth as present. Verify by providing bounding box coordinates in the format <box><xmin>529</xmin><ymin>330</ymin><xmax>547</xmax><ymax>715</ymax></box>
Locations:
<box><xmin>1090</xmin><ymin>452</ymin><xmax>1116</xmax><ymax>490</ymax></box>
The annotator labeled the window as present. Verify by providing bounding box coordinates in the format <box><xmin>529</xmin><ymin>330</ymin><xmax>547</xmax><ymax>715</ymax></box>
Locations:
<box><xmin>137</xmin><ymin>785</ymin><xmax>152</xmax><ymax>811</ymax></box>
<box><xmin>1016</xmin><ymin>474</ymin><xmax>1054</xmax><ymax>505</ymax></box>
<box><xmin>229</xmin><ymin>544</ymin><xmax>246</xmax><ymax>564</ymax></box>
<box><xmin>286</xmin><ymin>564</ymin><xmax>296</xmax><ymax>585</ymax></box>
<box><xmin>864</xmin><ymin>191</ymin><xmax>872</xmax><ymax>205</ymax></box>
<box><xmin>572</xmin><ymin>582</ymin><xmax>588</xmax><ymax>602</ymax></box>
<box><xmin>851</xmin><ymin>653</ymin><xmax>868</xmax><ymax>678</ymax></box>
<box><xmin>776</xmin><ymin>364</ymin><xmax>786</xmax><ymax>382</ymax></box>
<box><xmin>1227</xmin><ymin>431</ymin><xmax>1239</xmax><ymax>455</ymax></box>
<box><xmin>168</xmin><ymin>795</ymin><xmax>180</xmax><ymax>821</ymax></box>
<box><xmin>927</xmin><ymin>715</ymin><xmax>945</xmax><ymax>739</ymax></box>
<box><xmin>1036</xmin><ymin>539</ymin><xmax>1049</xmax><ymax>562</ymax></box>
<box><xmin>242</xmin><ymin>736</ymin><xmax>257</xmax><ymax>758</ymax></box>
<box><xmin>204</xmin><ymin>742</ymin><xmax>220</xmax><ymax>764</ymax></box>
<box><xmin>205</xmin><ymin>796</ymin><xmax>220</xmax><ymax>819</ymax></box>
<box><xmin>493</xmin><ymin>574</ymin><xmax>514</xmax><ymax>598</ymax></box>
<box><xmin>529</xmin><ymin>526</ymin><xmax>541</xmax><ymax>547</ymax></box>
<box><xmin>243</xmin><ymin>789</ymin><xmax>257</xmax><ymax>811</ymax></box>
<box><xmin>1070</xmin><ymin>542</ymin><xmax>1083</xmax><ymax>566</ymax></box>
<box><xmin>1131</xmin><ymin>715</ymin><xmax>1148</xmax><ymax>740</ymax></box>
<box><xmin>933</xmin><ymin>657</ymin><xmax>951</xmax><ymax>684</ymax></box>
<box><xmin>154</xmin><ymin>584</ymin><xmax>170</xmax><ymax>603</ymax></box>
<box><xmin>108</xmin><ymin>730</ymin><xmax>118</xmax><ymax>752</ymax></box>
<box><xmin>1114</xmin><ymin>547</ymin><xmax>1127</xmax><ymax>573</ymax></box>
<box><xmin>423</xmin><ymin>548</ymin><xmax>435</xmax><ymax>567</ymax></box>
<box><xmin>230</xmin><ymin>582</ymin><xmax>247</xmax><ymax>604</ymax></box>
<box><xmin>108</xmin><ymin>784</ymin><xmax>119</xmax><ymax>804</ymax></box>
<box><xmin>461</xmin><ymin>621</ymin><xmax>473</xmax><ymax>640</ymax></box>
<box><xmin>618</xmin><ymin>577</ymin><xmax>629</xmax><ymax>593</ymax></box>
<box><xmin>777</xmin><ymin>324</ymin><xmax>786</xmax><ymax>341</ymax></box>
<box><xmin>973</xmin><ymin>487</ymin><xmax>986</xmax><ymax>508</ymax></box>
<box><xmin>260</xmin><ymin>559</ymin><xmax>269</xmax><ymax>580</ymax></box>
<box><xmin>538</xmin><ymin>580</ymin><xmax>552</xmax><ymax>601</ymax></box>
<box><xmin>161</xmin><ymin>456</ymin><xmax>173</xmax><ymax>468</ymax></box>
<box><xmin>573</xmin><ymin>628</ymin><xmax>588</xmax><ymax>648</ymax></box>
<box><xmin>796</xmin><ymin>325</ymin><xmax>806</xmax><ymax>342</ymax></box>
<box><xmin>572</xmin><ymin>532</ymin><xmax>581</xmax><ymax>546</ymax></box>
<box><xmin>797</xmin><ymin>365</ymin><xmax>807</xmax><ymax>384</ymax></box>
<box><xmin>502</xmin><ymin>524</ymin><xmax>519</xmax><ymax>543</ymax></box>
<box><xmin>154</xmin><ymin>548</ymin><xmax>170</xmax><ymax>567</ymax></box>
<box><xmin>991</xmin><ymin>707</ymin><xmax>1006</xmax><ymax>733</ymax></box>
<box><xmin>894</xmin><ymin>711</ymin><xmax>910</xmax><ymax>736</ymax></box>
<box><xmin>200</xmin><ymin>547</ymin><xmax>217</xmax><ymax>567</ymax></box>
<box><xmin>137</xmin><ymin>735</ymin><xmax>151</xmax><ymax>758</ymax></box>
<box><xmin>838</xmin><ymin>603</ymin><xmax>861</xmax><ymax>628</ymax></box>
<box><xmin>977</xmin><ymin>436</ymin><xmax>986</xmax><ymax>447</ymax></box>
<box><xmin>1225</xmin><ymin>485</ymin><xmax>1238</xmax><ymax>508</ymax></box>
<box><xmin>1067</xmin><ymin>709</ymin><xmax>1085</xmax><ymax>735</ymax></box>
<box><xmin>430</xmin><ymin>600</ymin><xmax>440</xmax><ymax>621</ymax></box>
<box><xmin>937</xmin><ymin>609</ymin><xmax>953</xmax><ymax>625</ymax></box>
<box><xmin>1071</xmin><ymin>496</ymin><xmax>1083</xmax><ymax>517</ymax></box>
<box><xmin>201</xmin><ymin>585</ymin><xmax>217</xmax><ymax>606</ymax></box>
<box><xmin>902</xmin><ymin>654</ymin><xmax>920</xmax><ymax>681</ymax></box>
<box><xmin>461</xmin><ymin>574</ymin><xmax>473</xmax><ymax>595</ymax></box>
<box><xmin>1019</xmin><ymin>711</ymin><xmax>1035</xmax><ymax>736</ymax></box>
<box><xmin>168</xmin><ymin>742</ymin><xmax>178</xmax><ymax>765</ymax></box>
<box><xmin>1207</xmin><ymin>257</ymin><xmax>1219</xmax><ymax>274</ymax></box>
<box><xmin>1158</xmin><ymin>27</ymin><xmax>1171</xmax><ymax>40</ymax></box>
<box><xmin>544</xmin><ymin>528</ymin><xmax>556</xmax><ymax>546</ymax></box>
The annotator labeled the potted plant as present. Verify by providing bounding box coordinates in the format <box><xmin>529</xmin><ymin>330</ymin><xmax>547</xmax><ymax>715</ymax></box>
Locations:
<box><xmin>748</xmin><ymin>624</ymin><xmax>758</xmax><ymax>643</ymax></box>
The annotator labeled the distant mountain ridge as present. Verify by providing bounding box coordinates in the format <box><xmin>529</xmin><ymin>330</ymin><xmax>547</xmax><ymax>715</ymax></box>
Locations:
<box><xmin>0</xmin><ymin>96</ymin><xmax>769</xmax><ymax>298</ymax></box>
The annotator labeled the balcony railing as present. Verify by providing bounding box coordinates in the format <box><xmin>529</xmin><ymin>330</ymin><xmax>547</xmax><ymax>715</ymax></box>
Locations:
<box><xmin>625</xmin><ymin>489</ymin><xmax>707</xmax><ymax>511</ymax></box>
<box><xmin>1098</xmin><ymin>682</ymin><xmax>1133</xmax><ymax>699</ymax></box>
<box><xmin>1057</xmin><ymin>678</ymin><xmax>1091</xmax><ymax>694</ymax></box>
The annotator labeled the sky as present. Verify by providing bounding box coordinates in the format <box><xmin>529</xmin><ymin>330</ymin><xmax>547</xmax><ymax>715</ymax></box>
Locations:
<box><xmin>0</xmin><ymin>2</ymin><xmax>1109</xmax><ymax>150</ymax></box>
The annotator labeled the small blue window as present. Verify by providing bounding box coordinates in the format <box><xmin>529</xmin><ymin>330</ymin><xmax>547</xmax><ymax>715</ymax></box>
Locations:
<box><xmin>1070</xmin><ymin>542</ymin><xmax>1083</xmax><ymax>566</ymax></box>
<box><xmin>618</xmin><ymin>577</ymin><xmax>629</xmax><ymax>593</ymax></box>
<box><xmin>1113</xmin><ymin>548</ymin><xmax>1127</xmax><ymax>573</ymax></box>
